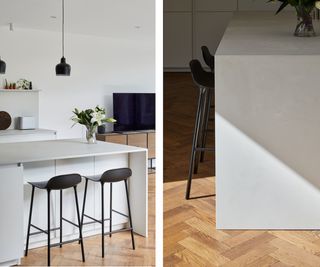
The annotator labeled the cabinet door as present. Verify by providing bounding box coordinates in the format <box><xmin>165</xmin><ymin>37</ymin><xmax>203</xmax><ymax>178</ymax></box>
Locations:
<box><xmin>23</xmin><ymin>161</ymin><xmax>56</xmax><ymax>245</ymax></box>
<box><xmin>194</xmin><ymin>12</ymin><xmax>233</xmax><ymax>65</ymax></box>
<box><xmin>238</xmin><ymin>0</ymin><xmax>281</xmax><ymax>10</ymax></box>
<box><xmin>105</xmin><ymin>134</ymin><xmax>127</xmax><ymax>145</ymax></box>
<box><xmin>164</xmin><ymin>13</ymin><xmax>192</xmax><ymax>69</ymax></box>
<box><xmin>147</xmin><ymin>133</ymin><xmax>156</xmax><ymax>159</ymax></box>
<box><xmin>128</xmin><ymin>133</ymin><xmax>148</xmax><ymax>148</ymax></box>
<box><xmin>0</xmin><ymin>165</ymin><xmax>23</xmax><ymax>264</ymax></box>
<box><xmin>164</xmin><ymin>0</ymin><xmax>192</xmax><ymax>12</ymax></box>
<box><xmin>55</xmin><ymin>158</ymin><xmax>95</xmax><ymax>236</ymax></box>
<box><xmin>195</xmin><ymin>0</ymin><xmax>237</xmax><ymax>11</ymax></box>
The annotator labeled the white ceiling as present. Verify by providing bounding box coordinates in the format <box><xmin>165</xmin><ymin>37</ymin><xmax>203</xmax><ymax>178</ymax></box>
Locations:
<box><xmin>0</xmin><ymin>0</ymin><xmax>155</xmax><ymax>40</ymax></box>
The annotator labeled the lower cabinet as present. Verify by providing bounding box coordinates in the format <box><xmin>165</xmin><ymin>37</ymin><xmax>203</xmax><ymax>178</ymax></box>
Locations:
<box><xmin>97</xmin><ymin>131</ymin><xmax>156</xmax><ymax>160</ymax></box>
<box><xmin>0</xmin><ymin>165</ymin><xmax>24</xmax><ymax>265</ymax></box>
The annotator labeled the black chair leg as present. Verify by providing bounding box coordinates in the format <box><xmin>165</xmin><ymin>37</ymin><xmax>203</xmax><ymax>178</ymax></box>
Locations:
<box><xmin>200</xmin><ymin>88</ymin><xmax>212</xmax><ymax>162</ymax></box>
<box><xmin>60</xmin><ymin>190</ymin><xmax>62</xmax><ymax>248</ymax></box>
<box><xmin>25</xmin><ymin>186</ymin><xmax>35</xmax><ymax>256</ymax></box>
<box><xmin>101</xmin><ymin>182</ymin><xmax>105</xmax><ymax>258</ymax></box>
<box><xmin>79</xmin><ymin>178</ymin><xmax>88</xmax><ymax>244</ymax></box>
<box><xmin>109</xmin><ymin>183</ymin><xmax>112</xmax><ymax>237</ymax></box>
<box><xmin>186</xmin><ymin>87</ymin><xmax>205</xmax><ymax>199</ymax></box>
<box><xmin>74</xmin><ymin>186</ymin><xmax>85</xmax><ymax>262</ymax></box>
<box><xmin>47</xmin><ymin>190</ymin><xmax>51</xmax><ymax>266</ymax></box>
<box><xmin>124</xmin><ymin>180</ymin><xmax>135</xmax><ymax>250</ymax></box>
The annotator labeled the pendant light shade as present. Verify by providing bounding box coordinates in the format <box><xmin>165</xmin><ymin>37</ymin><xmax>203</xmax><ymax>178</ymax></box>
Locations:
<box><xmin>56</xmin><ymin>57</ymin><xmax>71</xmax><ymax>76</ymax></box>
<box><xmin>56</xmin><ymin>0</ymin><xmax>71</xmax><ymax>76</ymax></box>
<box><xmin>0</xmin><ymin>57</ymin><xmax>6</xmax><ymax>74</ymax></box>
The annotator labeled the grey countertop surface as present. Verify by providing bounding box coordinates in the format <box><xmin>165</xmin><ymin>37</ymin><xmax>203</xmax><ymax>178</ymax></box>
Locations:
<box><xmin>0</xmin><ymin>139</ymin><xmax>146</xmax><ymax>165</ymax></box>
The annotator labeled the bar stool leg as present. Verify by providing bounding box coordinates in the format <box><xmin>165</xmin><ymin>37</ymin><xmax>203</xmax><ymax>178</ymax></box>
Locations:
<box><xmin>101</xmin><ymin>182</ymin><xmax>105</xmax><ymax>257</ymax></box>
<box><xmin>193</xmin><ymin>88</ymin><xmax>207</xmax><ymax>174</ymax></box>
<box><xmin>47</xmin><ymin>189</ymin><xmax>51</xmax><ymax>266</ymax></box>
<box><xmin>200</xmin><ymin>88</ymin><xmax>213</xmax><ymax>162</ymax></box>
<box><xmin>74</xmin><ymin>186</ymin><xmax>85</xmax><ymax>262</ymax></box>
<box><xmin>124</xmin><ymin>180</ymin><xmax>135</xmax><ymax>250</ymax></box>
<box><xmin>60</xmin><ymin>190</ymin><xmax>62</xmax><ymax>248</ymax></box>
<box><xmin>109</xmin><ymin>183</ymin><xmax>112</xmax><ymax>237</ymax></box>
<box><xmin>186</xmin><ymin>87</ymin><xmax>205</xmax><ymax>199</ymax></box>
<box><xmin>25</xmin><ymin>185</ymin><xmax>35</xmax><ymax>256</ymax></box>
<box><xmin>79</xmin><ymin>178</ymin><xmax>88</xmax><ymax>244</ymax></box>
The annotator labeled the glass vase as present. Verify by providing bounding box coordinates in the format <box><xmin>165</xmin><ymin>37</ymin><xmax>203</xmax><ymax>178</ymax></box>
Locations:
<box><xmin>294</xmin><ymin>6</ymin><xmax>316</xmax><ymax>37</ymax></box>
<box><xmin>86</xmin><ymin>126</ymin><xmax>97</xmax><ymax>144</ymax></box>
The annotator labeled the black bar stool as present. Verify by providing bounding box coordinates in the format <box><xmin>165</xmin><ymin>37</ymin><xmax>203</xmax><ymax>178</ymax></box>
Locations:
<box><xmin>81</xmin><ymin>168</ymin><xmax>135</xmax><ymax>258</ymax></box>
<box><xmin>25</xmin><ymin>173</ymin><xmax>85</xmax><ymax>266</ymax></box>
<box><xmin>186</xmin><ymin>60</ymin><xmax>215</xmax><ymax>200</ymax></box>
<box><xmin>199</xmin><ymin>46</ymin><xmax>215</xmax><ymax>163</ymax></box>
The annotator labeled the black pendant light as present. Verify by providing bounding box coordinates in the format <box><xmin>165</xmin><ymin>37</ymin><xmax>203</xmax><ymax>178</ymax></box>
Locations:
<box><xmin>0</xmin><ymin>57</ymin><xmax>6</xmax><ymax>74</ymax></box>
<box><xmin>56</xmin><ymin>0</ymin><xmax>71</xmax><ymax>76</ymax></box>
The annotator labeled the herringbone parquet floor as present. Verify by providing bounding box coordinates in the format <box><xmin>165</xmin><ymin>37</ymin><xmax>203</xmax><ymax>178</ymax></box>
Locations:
<box><xmin>164</xmin><ymin>177</ymin><xmax>320</xmax><ymax>267</ymax></box>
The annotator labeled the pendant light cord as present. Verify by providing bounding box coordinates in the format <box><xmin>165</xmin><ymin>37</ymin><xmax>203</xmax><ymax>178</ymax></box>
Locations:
<box><xmin>62</xmin><ymin>0</ymin><xmax>65</xmax><ymax>57</ymax></box>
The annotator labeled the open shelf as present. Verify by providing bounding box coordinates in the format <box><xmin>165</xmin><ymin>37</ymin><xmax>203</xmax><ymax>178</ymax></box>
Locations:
<box><xmin>0</xmin><ymin>89</ymin><xmax>41</xmax><ymax>92</ymax></box>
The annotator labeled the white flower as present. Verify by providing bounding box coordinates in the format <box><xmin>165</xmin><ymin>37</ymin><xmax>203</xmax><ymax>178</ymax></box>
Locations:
<box><xmin>90</xmin><ymin>111</ymin><xmax>106</xmax><ymax>126</ymax></box>
<box><xmin>316</xmin><ymin>1</ymin><xmax>320</xmax><ymax>10</ymax></box>
<box><xmin>71</xmin><ymin>116</ymin><xmax>79</xmax><ymax>123</ymax></box>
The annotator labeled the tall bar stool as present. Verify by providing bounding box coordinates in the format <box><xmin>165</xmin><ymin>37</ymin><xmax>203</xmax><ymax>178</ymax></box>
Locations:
<box><xmin>81</xmin><ymin>168</ymin><xmax>135</xmax><ymax>258</ymax></box>
<box><xmin>199</xmin><ymin>46</ymin><xmax>215</xmax><ymax>163</ymax></box>
<box><xmin>25</xmin><ymin>173</ymin><xmax>85</xmax><ymax>266</ymax></box>
<box><xmin>186</xmin><ymin>60</ymin><xmax>215</xmax><ymax>200</ymax></box>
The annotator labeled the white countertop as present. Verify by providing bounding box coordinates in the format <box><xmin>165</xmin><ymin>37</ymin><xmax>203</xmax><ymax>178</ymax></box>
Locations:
<box><xmin>0</xmin><ymin>129</ymin><xmax>56</xmax><ymax>136</ymax></box>
<box><xmin>0</xmin><ymin>139</ymin><xmax>147</xmax><ymax>165</ymax></box>
<box><xmin>216</xmin><ymin>11</ymin><xmax>320</xmax><ymax>55</ymax></box>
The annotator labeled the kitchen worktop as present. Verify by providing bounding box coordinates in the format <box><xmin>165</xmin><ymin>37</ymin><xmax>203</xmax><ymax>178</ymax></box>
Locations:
<box><xmin>216</xmin><ymin>11</ymin><xmax>320</xmax><ymax>55</ymax></box>
<box><xmin>0</xmin><ymin>139</ymin><xmax>147</xmax><ymax>165</ymax></box>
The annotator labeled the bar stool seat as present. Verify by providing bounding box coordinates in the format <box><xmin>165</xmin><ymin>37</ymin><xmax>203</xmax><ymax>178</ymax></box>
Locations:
<box><xmin>25</xmin><ymin>173</ymin><xmax>85</xmax><ymax>266</ymax></box>
<box><xmin>81</xmin><ymin>167</ymin><xmax>135</xmax><ymax>258</ymax></box>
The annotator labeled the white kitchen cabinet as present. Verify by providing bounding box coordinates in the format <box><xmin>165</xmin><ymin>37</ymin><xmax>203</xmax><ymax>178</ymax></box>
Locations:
<box><xmin>194</xmin><ymin>12</ymin><xmax>233</xmax><ymax>66</ymax></box>
<box><xmin>238</xmin><ymin>0</ymin><xmax>281</xmax><ymax>11</ymax></box>
<box><xmin>23</xmin><ymin>161</ymin><xmax>56</xmax><ymax>246</ymax></box>
<box><xmin>164</xmin><ymin>0</ymin><xmax>192</xmax><ymax>12</ymax></box>
<box><xmin>195</xmin><ymin>0</ymin><xmax>237</xmax><ymax>11</ymax></box>
<box><xmin>164</xmin><ymin>12</ymin><xmax>193</xmax><ymax>69</ymax></box>
<box><xmin>0</xmin><ymin>165</ymin><xmax>23</xmax><ymax>266</ymax></box>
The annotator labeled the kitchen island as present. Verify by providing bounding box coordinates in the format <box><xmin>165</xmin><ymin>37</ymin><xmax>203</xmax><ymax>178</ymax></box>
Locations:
<box><xmin>216</xmin><ymin>12</ymin><xmax>320</xmax><ymax>229</ymax></box>
<box><xmin>0</xmin><ymin>139</ymin><xmax>147</xmax><ymax>265</ymax></box>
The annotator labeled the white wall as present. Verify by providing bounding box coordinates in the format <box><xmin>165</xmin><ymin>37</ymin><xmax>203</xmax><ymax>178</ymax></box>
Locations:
<box><xmin>0</xmin><ymin>27</ymin><xmax>155</xmax><ymax>138</ymax></box>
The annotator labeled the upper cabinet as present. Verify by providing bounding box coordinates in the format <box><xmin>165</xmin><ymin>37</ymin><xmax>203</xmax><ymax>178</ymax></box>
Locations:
<box><xmin>164</xmin><ymin>13</ymin><xmax>193</xmax><ymax>69</ymax></box>
<box><xmin>164</xmin><ymin>0</ymin><xmax>192</xmax><ymax>12</ymax></box>
<box><xmin>195</xmin><ymin>0</ymin><xmax>237</xmax><ymax>11</ymax></box>
<box><xmin>238</xmin><ymin>0</ymin><xmax>280</xmax><ymax>10</ymax></box>
<box><xmin>194</xmin><ymin>12</ymin><xmax>233</xmax><ymax>66</ymax></box>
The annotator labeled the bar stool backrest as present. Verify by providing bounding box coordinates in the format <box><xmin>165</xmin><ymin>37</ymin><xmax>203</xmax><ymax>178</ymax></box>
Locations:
<box><xmin>47</xmin><ymin>173</ymin><xmax>82</xmax><ymax>190</ymax></box>
<box><xmin>201</xmin><ymin>46</ymin><xmax>215</xmax><ymax>72</ymax></box>
<box><xmin>101</xmin><ymin>168</ymin><xmax>132</xmax><ymax>183</ymax></box>
<box><xmin>189</xmin><ymin>59</ymin><xmax>214</xmax><ymax>89</ymax></box>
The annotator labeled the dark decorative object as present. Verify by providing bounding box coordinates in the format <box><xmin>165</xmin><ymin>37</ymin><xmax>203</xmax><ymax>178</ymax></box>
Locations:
<box><xmin>0</xmin><ymin>111</ymin><xmax>12</xmax><ymax>130</ymax></box>
<box><xmin>56</xmin><ymin>0</ymin><xmax>71</xmax><ymax>76</ymax></box>
<box><xmin>98</xmin><ymin>124</ymin><xmax>107</xmax><ymax>134</ymax></box>
<box><xmin>0</xmin><ymin>57</ymin><xmax>6</xmax><ymax>74</ymax></box>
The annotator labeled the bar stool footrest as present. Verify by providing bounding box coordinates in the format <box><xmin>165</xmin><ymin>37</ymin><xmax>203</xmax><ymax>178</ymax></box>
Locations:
<box><xmin>29</xmin><ymin>224</ymin><xmax>60</xmax><ymax>236</ymax></box>
<box><xmin>50</xmin><ymin>237</ymin><xmax>83</xmax><ymax>248</ymax></box>
<box><xmin>103</xmin><ymin>227</ymin><xmax>133</xmax><ymax>236</ymax></box>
